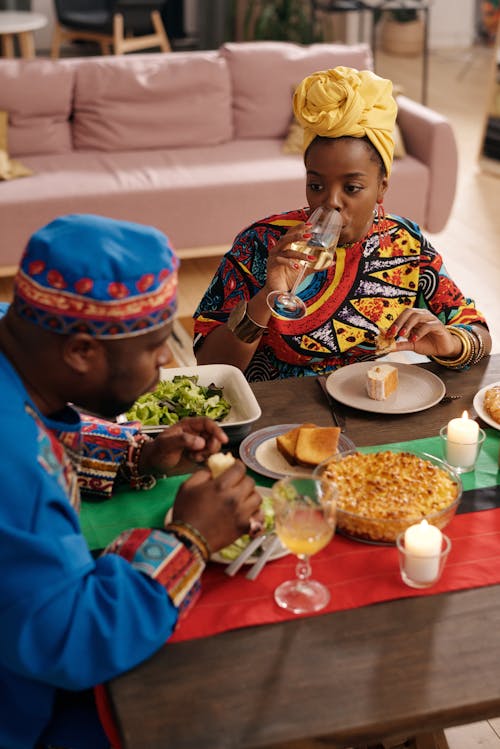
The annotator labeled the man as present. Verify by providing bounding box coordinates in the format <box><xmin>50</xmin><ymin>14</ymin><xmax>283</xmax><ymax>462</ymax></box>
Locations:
<box><xmin>0</xmin><ymin>214</ymin><xmax>261</xmax><ymax>748</ymax></box>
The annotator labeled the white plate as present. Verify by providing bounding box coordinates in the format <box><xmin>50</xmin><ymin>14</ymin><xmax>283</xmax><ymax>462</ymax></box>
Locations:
<box><xmin>326</xmin><ymin>362</ymin><xmax>446</xmax><ymax>415</ymax></box>
<box><xmin>473</xmin><ymin>381</ymin><xmax>500</xmax><ymax>431</ymax></box>
<box><xmin>120</xmin><ymin>364</ymin><xmax>261</xmax><ymax>441</ymax></box>
<box><xmin>239</xmin><ymin>424</ymin><xmax>356</xmax><ymax>480</ymax></box>
<box><xmin>210</xmin><ymin>487</ymin><xmax>289</xmax><ymax>565</ymax></box>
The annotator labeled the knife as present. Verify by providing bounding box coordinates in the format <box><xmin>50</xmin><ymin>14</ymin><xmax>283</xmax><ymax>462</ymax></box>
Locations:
<box><xmin>316</xmin><ymin>376</ymin><xmax>346</xmax><ymax>431</ymax></box>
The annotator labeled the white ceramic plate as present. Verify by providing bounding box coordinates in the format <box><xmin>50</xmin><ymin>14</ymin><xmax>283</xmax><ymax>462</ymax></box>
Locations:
<box><xmin>120</xmin><ymin>364</ymin><xmax>261</xmax><ymax>441</ymax></box>
<box><xmin>210</xmin><ymin>487</ymin><xmax>289</xmax><ymax>565</ymax></box>
<box><xmin>239</xmin><ymin>424</ymin><xmax>356</xmax><ymax>480</ymax></box>
<box><xmin>473</xmin><ymin>381</ymin><xmax>500</xmax><ymax>431</ymax></box>
<box><xmin>326</xmin><ymin>362</ymin><xmax>446</xmax><ymax>415</ymax></box>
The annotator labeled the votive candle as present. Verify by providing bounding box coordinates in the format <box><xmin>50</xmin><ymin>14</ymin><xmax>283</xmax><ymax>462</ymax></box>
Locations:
<box><xmin>403</xmin><ymin>520</ymin><xmax>443</xmax><ymax>584</ymax></box>
<box><xmin>445</xmin><ymin>411</ymin><xmax>479</xmax><ymax>468</ymax></box>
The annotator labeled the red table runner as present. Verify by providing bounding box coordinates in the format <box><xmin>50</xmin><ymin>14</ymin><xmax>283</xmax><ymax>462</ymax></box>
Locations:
<box><xmin>170</xmin><ymin>506</ymin><xmax>500</xmax><ymax>643</ymax></box>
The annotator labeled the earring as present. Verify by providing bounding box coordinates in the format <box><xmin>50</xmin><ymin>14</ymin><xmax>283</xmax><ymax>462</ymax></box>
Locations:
<box><xmin>376</xmin><ymin>202</ymin><xmax>390</xmax><ymax>250</ymax></box>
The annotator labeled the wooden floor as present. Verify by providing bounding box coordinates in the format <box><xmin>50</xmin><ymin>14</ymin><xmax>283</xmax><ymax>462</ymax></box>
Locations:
<box><xmin>0</xmin><ymin>44</ymin><xmax>499</xmax><ymax>746</ymax></box>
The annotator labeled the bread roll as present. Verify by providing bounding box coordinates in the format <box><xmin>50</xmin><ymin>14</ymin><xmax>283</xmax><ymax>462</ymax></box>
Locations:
<box><xmin>207</xmin><ymin>452</ymin><xmax>236</xmax><ymax>478</ymax></box>
<box><xmin>375</xmin><ymin>332</ymin><xmax>396</xmax><ymax>356</ymax></box>
<box><xmin>366</xmin><ymin>364</ymin><xmax>398</xmax><ymax>400</ymax></box>
<box><xmin>484</xmin><ymin>385</ymin><xmax>500</xmax><ymax>425</ymax></box>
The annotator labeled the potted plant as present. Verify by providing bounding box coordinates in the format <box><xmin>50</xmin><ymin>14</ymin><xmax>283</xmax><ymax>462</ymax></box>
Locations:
<box><xmin>242</xmin><ymin>0</ymin><xmax>320</xmax><ymax>44</ymax></box>
<box><xmin>377</xmin><ymin>6</ymin><xmax>425</xmax><ymax>57</ymax></box>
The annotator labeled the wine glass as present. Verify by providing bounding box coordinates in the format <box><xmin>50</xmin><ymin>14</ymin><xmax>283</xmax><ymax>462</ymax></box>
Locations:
<box><xmin>270</xmin><ymin>474</ymin><xmax>337</xmax><ymax>614</ymax></box>
<box><xmin>267</xmin><ymin>205</ymin><xmax>342</xmax><ymax>320</ymax></box>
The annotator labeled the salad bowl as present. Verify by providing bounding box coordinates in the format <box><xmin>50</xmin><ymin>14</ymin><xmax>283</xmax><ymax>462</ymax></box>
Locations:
<box><xmin>121</xmin><ymin>364</ymin><xmax>261</xmax><ymax>443</ymax></box>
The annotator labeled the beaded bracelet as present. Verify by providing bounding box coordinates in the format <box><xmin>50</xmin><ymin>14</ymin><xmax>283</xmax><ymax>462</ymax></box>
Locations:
<box><xmin>166</xmin><ymin>521</ymin><xmax>211</xmax><ymax>563</ymax></box>
<box><xmin>122</xmin><ymin>433</ymin><xmax>157</xmax><ymax>491</ymax></box>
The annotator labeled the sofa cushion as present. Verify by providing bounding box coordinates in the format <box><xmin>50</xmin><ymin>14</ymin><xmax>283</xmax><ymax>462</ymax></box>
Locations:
<box><xmin>72</xmin><ymin>52</ymin><xmax>233</xmax><ymax>151</ymax></box>
<box><xmin>0</xmin><ymin>60</ymin><xmax>74</xmax><ymax>157</ymax></box>
<box><xmin>222</xmin><ymin>42</ymin><xmax>373</xmax><ymax>139</ymax></box>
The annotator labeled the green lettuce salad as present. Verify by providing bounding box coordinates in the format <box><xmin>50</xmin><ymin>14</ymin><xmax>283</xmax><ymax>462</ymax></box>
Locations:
<box><xmin>126</xmin><ymin>375</ymin><xmax>231</xmax><ymax>426</ymax></box>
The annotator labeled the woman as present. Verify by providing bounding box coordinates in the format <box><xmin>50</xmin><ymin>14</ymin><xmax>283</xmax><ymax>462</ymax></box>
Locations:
<box><xmin>193</xmin><ymin>67</ymin><xmax>491</xmax><ymax>381</ymax></box>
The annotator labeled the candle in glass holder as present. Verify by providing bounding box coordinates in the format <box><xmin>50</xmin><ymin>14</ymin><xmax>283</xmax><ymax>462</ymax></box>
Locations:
<box><xmin>403</xmin><ymin>520</ymin><xmax>442</xmax><ymax>584</ymax></box>
<box><xmin>445</xmin><ymin>411</ymin><xmax>479</xmax><ymax>468</ymax></box>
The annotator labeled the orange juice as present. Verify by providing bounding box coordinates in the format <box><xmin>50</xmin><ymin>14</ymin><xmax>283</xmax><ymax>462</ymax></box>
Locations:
<box><xmin>276</xmin><ymin>507</ymin><xmax>334</xmax><ymax>556</ymax></box>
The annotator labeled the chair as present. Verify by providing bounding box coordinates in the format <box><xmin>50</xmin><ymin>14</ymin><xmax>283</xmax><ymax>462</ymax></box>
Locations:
<box><xmin>50</xmin><ymin>0</ymin><xmax>172</xmax><ymax>58</ymax></box>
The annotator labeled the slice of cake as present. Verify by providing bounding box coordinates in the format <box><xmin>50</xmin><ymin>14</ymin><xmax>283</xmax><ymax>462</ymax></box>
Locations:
<box><xmin>366</xmin><ymin>364</ymin><xmax>399</xmax><ymax>401</ymax></box>
<box><xmin>294</xmin><ymin>426</ymin><xmax>341</xmax><ymax>467</ymax></box>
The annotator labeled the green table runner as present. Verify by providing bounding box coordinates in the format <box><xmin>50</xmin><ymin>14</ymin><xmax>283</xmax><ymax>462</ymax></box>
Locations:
<box><xmin>81</xmin><ymin>429</ymin><xmax>499</xmax><ymax>551</ymax></box>
<box><xmin>81</xmin><ymin>474</ymin><xmax>187</xmax><ymax>551</ymax></box>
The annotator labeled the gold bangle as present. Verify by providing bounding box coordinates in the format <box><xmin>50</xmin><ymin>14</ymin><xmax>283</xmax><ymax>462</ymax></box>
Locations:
<box><xmin>431</xmin><ymin>326</ymin><xmax>472</xmax><ymax>369</ymax></box>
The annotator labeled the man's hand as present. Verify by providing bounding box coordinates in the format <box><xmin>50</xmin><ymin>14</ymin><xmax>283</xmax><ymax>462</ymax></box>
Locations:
<box><xmin>138</xmin><ymin>416</ymin><xmax>229</xmax><ymax>474</ymax></box>
<box><xmin>168</xmin><ymin>461</ymin><xmax>263</xmax><ymax>553</ymax></box>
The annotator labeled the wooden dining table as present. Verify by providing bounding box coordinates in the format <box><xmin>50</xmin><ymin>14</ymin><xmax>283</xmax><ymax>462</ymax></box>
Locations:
<box><xmin>105</xmin><ymin>354</ymin><xmax>500</xmax><ymax>749</ymax></box>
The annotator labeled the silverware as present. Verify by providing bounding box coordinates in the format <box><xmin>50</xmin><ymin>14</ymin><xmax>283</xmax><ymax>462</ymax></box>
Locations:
<box><xmin>440</xmin><ymin>394</ymin><xmax>463</xmax><ymax>405</ymax></box>
<box><xmin>224</xmin><ymin>533</ymin><xmax>268</xmax><ymax>577</ymax></box>
<box><xmin>245</xmin><ymin>535</ymin><xmax>283</xmax><ymax>581</ymax></box>
<box><xmin>316</xmin><ymin>376</ymin><xmax>346</xmax><ymax>431</ymax></box>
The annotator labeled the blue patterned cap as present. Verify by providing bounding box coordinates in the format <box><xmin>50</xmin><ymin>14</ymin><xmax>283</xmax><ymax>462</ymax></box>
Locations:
<box><xmin>13</xmin><ymin>214</ymin><xmax>179</xmax><ymax>338</ymax></box>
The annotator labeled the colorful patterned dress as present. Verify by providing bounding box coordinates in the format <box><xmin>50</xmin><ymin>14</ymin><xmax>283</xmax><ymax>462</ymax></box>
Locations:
<box><xmin>193</xmin><ymin>209</ymin><xmax>486</xmax><ymax>381</ymax></box>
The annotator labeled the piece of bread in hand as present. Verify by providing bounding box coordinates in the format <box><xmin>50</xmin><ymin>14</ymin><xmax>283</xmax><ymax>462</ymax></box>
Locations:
<box><xmin>294</xmin><ymin>426</ymin><xmax>341</xmax><ymax>468</ymax></box>
<box><xmin>375</xmin><ymin>331</ymin><xmax>397</xmax><ymax>356</ymax></box>
<box><xmin>276</xmin><ymin>422</ymin><xmax>316</xmax><ymax>465</ymax></box>
<box><xmin>207</xmin><ymin>452</ymin><xmax>236</xmax><ymax>478</ymax></box>
<box><xmin>366</xmin><ymin>363</ymin><xmax>399</xmax><ymax>401</ymax></box>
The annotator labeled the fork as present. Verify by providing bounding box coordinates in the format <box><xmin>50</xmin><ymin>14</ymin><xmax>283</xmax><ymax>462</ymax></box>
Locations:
<box><xmin>224</xmin><ymin>533</ymin><xmax>268</xmax><ymax>577</ymax></box>
<box><xmin>245</xmin><ymin>535</ymin><xmax>283</xmax><ymax>581</ymax></box>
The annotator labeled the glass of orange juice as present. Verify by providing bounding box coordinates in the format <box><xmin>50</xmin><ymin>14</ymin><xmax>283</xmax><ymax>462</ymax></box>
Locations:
<box><xmin>270</xmin><ymin>474</ymin><xmax>337</xmax><ymax>614</ymax></box>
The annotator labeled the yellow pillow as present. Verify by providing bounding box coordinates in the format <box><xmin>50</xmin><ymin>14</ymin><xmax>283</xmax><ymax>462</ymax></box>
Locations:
<box><xmin>0</xmin><ymin>111</ymin><xmax>33</xmax><ymax>181</ymax></box>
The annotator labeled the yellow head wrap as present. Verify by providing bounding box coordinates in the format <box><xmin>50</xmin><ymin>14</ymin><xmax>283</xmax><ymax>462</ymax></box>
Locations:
<box><xmin>293</xmin><ymin>66</ymin><xmax>397</xmax><ymax>177</ymax></box>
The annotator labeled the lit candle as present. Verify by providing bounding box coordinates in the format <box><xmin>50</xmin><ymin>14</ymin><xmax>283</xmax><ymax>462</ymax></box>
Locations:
<box><xmin>446</xmin><ymin>411</ymin><xmax>480</xmax><ymax>469</ymax></box>
<box><xmin>403</xmin><ymin>520</ymin><xmax>443</xmax><ymax>584</ymax></box>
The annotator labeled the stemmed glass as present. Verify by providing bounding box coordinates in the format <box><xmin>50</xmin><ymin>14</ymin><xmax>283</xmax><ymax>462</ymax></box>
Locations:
<box><xmin>270</xmin><ymin>474</ymin><xmax>337</xmax><ymax>614</ymax></box>
<box><xmin>267</xmin><ymin>205</ymin><xmax>342</xmax><ymax>320</ymax></box>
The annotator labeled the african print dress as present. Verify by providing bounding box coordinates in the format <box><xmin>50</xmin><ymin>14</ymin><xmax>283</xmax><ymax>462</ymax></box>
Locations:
<box><xmin>193</xmin><ymin>208</ymin><xmax>486</xmax><ymax>381</ymax></box>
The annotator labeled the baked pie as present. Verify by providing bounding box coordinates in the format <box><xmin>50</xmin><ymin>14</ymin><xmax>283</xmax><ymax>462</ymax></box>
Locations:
<box><xmin>321</xmin><ymin>450</ymin><xmax>461</xmax><ymax>543</ymax></box>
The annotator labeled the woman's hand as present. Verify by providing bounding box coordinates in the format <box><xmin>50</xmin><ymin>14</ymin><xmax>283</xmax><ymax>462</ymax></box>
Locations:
<box><xmin>168</xmin><ymin>461</ymin><xmax>264</xmax><ymax>552</ymax></box>
<box><xmin>138</xmin><ymin>416</ymin><xmax>229</xmax><ymax>474</ymax></box>
<box><xmin>388</xmin><ymin>310</ymin><xmax>462</xmax><ymax>358</ymax></box>
<box><xmin>265</xmin><ymin>221</ymin><xmax>313</xmax><ymax>294</ymax></box>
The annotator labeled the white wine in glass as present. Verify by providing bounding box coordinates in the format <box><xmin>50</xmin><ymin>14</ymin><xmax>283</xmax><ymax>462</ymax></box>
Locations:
<box><xmin>267</xmin><ymin>205</ymin><xmax>342</xmax><ymax>320</ymax></box>
<box><xmin>271</xmin><ymin>474</ymin><xmax>337</xmax><ymax>614</ymax></box>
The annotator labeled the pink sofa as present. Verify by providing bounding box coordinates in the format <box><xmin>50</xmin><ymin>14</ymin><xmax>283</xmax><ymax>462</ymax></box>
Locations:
<box><xmin>0</xmin><ymin>41</ymin><xmax>458</xmax><ymax>271</ymax></box>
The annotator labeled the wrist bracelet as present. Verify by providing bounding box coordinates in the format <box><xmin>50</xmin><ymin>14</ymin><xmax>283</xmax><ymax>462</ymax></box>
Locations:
<box><xmin>166</xmin><ymin>521</ymin><xmax>211</xmax><ymax>562</ymax></box>
<box><xmin>227</xmin><ymin>299</ymin><xmax>267</xmax><ymax>343</ymax></box>
<box><xmin>122</xmin><ymin>433</ymin><xmax>157</xmax><ymax>490</ymax></box>
<box><xmin>431</xmin><ymin>325</ymin><xmax>485</xmax><ymax>370</ymax></box>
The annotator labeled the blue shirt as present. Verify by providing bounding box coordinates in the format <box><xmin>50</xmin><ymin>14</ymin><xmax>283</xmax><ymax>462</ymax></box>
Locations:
<box><xmin>0</xmin><ymin>352</ymin><xmax>179</xmax><ymax>748</ymax></box>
